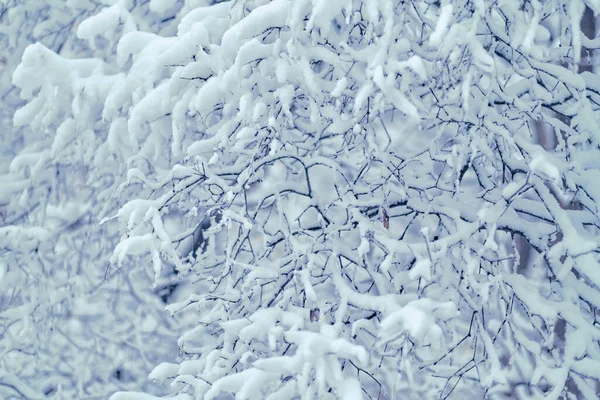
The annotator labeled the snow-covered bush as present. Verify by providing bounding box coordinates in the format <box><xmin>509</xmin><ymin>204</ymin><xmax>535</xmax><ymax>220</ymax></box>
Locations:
<box><xmin>0</xmin><ymin>1</ymin><xmax>193</xmax><ymax>398</ymax></box>
<box><xmin>5</xmin><ymin>0</ymin><xmax>600</xmax><ymax>398</ymax></box>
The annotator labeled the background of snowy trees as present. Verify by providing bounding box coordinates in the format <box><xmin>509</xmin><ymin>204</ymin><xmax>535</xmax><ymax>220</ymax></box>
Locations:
<box><xmin>2</xmin><ymin>0</ymin><xmax>600</xmax><ymax>398</ymax></box>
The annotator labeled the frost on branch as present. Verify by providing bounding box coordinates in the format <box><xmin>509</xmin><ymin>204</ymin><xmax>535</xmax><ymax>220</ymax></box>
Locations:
<box><xmin>101</xmin><ymin>0</ymin><xmax>600</xmax><ymax>398</ymax></box>
<box><xmin>8</xmin><ymin>0</ymin><xmax>600</xmax><ymax>399</ymax></box>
